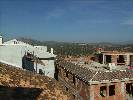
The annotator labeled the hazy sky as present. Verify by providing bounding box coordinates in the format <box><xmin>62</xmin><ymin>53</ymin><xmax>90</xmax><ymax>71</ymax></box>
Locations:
<box><xmin>0</xmin><ymin>0</ymin><xmax>133</xmax><ymax>42</ymax></box>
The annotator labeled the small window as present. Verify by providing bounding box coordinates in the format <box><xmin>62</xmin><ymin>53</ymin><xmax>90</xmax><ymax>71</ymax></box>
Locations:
<box><xmin>39</xmin><ymin>69</ymin><xmax>43</xmax><ymax>75</ymax></box>
<box><xmin>66</xmin><ymin>72</ymin><xmax>68</xmax><ymax>78</ymax></box>
<box><xmin>126</xmin><ymin>83</ymin><xmax>132</xmax><ymax>95</ymax></box>
<box><xmin>65</xmin><ymin>87</ymin><xmax>68</xmax><ymax>91</ymax></box>
<box><xmin>100</xmin><ymin>86</ymin><xmax>107</xmax><ymax>97</ymax></box>
<box><xmin>109</xmin><ymin>85</ymin><xmax>115</xmax><ymax>96</ymax></box>
<box><xmin>73</xmin><ymin>75</ymin><xmax>76</xmax><ymax>85</ymax></box>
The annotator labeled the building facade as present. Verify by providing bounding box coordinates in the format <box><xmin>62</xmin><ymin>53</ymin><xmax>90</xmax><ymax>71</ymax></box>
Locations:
<box><xmin>0</xmin><ymin>35</ymin><xmax>56</xmax><ymax>78</ymax></box>
<box><xmin>96</xmin><ymin>50</ymin><xmax>133</xmax><ymax>66</ymax></box>
<box><xmin>55</xmin><ymin>60</ymin><xmax>133</xmax><ymax>100</ymax></box>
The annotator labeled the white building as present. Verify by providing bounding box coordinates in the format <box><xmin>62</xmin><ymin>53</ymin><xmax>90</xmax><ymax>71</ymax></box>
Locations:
<box><xmin>0</xmin><ymin>35</ymin><xmax>56</xmax><ymax>78</ymax></box>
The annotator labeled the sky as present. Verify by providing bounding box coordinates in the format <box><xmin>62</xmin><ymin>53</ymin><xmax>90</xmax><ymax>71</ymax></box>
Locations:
<box><xmin>0</xmin><ymin>0</ymin><xmax>133</xmax><ymax>43</ymax></box>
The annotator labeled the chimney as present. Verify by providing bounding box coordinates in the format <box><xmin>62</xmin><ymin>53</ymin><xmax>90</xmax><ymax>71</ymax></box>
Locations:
<box><xmin>51</xmin><ymin>48</ymin><xmax>53</xmax><ymax>54</ymax></box>
<box><xmin>0</xmin><ymin>33</ymin><xmax>3</xmax><ymax>45</ymax></box>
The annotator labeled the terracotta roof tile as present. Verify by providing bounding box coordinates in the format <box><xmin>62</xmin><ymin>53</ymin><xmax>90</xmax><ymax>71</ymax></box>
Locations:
<box><xmin>56</xmin><ymin>60</ymin><xmax>133</xmax><ymax>83</ymax></box>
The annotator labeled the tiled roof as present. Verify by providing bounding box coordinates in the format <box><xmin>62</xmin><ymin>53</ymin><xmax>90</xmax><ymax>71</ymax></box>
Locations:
<box><xmin>0</xmin><ymin>62</ymin><xmax>72</xmax><ymax>99</ymax></box>
<box><xmin>56</xmin><ymin>60</ymin><xmax>133</xmax><ymax>84</ymax></box>
<box><xmin>57</xmin><ymin>60</ymin><xmax>96</xmax><ymax>82</ymax></box>
<box><xmin>91</xmin><ymin>70</ymin><xmax>132</xmax><ymax>82</ymax></box>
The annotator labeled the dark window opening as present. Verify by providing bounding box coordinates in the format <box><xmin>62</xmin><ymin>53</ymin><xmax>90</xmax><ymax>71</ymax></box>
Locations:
<box><xmin>65</xmin><ymin>87</ymin><xmax>68</xmax><ymax>91</ymax></box>
<box><xmin>106</xmin><ymin>55</ymin><xmax>112</xmax><ymax>63</ymax></box>
<box><xmin>126</xmin><ymin>83</ymin><xmax>133</xmax><ymax>96</ymax></box>
<box><xmin>109</xmin><ymin>85</ymin><xmax>115</xmax><ymax>96</ymax></box>
<box><xmin>54</xmin><ymin>66</ymin><xmax>59</xmax><ymax>80</ymax></box>
<box><xmin>66</xmin><ymin>72</ymin><xmax>68</xmax><ymax>78</ymax></box>
<box><xmin>39</xmin><ymin>69</ymin><xmax>43</xmax><ymax>75</ymax></box>
<box><xmin>14</xmin><ymin>41</ymin><xmax>17</xmax><ymax>44</ymax></box>
<box><xmin>73</xmin><ymin>75</ymin><xmax>76</xmax><ymax>85</ymax></box>
<box><xmin>130</xmin><ymin>56</ymin><xmax>133</xmax><ymax>66</ymax></box>
<box><xmin>22</xmin><ymin>56</ymin><xmax>34</xmax><ymax>71</ymax></box>
<box><xmin>98</xmin><ymin>54</ymin><xmax>103</xmax><ymax>64</ymax></box>
<box><xmin>100</xmin><ymin>86</ymin><xmax>107</xmax><ymax>97</ymax></box>
<box><xmin>117</xmin><ymin>55</ymin><xmax>125</xmax><ymax>65</ymax></box>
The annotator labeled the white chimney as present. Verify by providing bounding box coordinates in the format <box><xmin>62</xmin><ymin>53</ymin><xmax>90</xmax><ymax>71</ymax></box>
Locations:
<box><xmin>51</xmin><ymin>48</ymin><xmax>54</xmax><ymax>54</ymax></box>
<box><xmin>0</xmin><ymin>34</ymin><xmax>3</xmax><ymax>45</ymax></box>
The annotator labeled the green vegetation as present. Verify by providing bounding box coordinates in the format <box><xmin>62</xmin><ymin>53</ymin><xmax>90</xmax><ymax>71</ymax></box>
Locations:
<box><xmin>18</xmin><ymin>38</ymin><xmax>133</xmax><ymax>56</ymax></box>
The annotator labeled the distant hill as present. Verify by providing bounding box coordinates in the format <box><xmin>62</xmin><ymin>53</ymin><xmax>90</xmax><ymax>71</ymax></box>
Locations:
<box><xmin>17</xmin><ymin>37</ymin><xmax>133</xmax><ymax>56</ymax></box>
<box><xmin>118</xmin><ymin>40</ymin><xmax>133</xmax><ymax>45</ymax></box>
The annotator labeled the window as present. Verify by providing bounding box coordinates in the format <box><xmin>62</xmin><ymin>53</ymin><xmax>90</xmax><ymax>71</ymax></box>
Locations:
<box><xmin>117</xmin><ymin>55</ymin><xmax>125</xmax><ymax>65</ymax></box>
<box><xmin>106</xmin><ymin>55</ymin><xmax>112</xmax><ymax>63</ymax></box>
<box><xmin>100</xmin><ymin>86</ymin><xmax>107</xmax><ymax>97</ymax></box>
<box><xmin>126</xmin><ymin>83</ymin><xmax>132</xmax><ymax>95</ymax></box>
<box><xmin>73</xmin><ymin>75</ymin><xmax>76</xmax><ymax>85</ymax></box>
<box><xmin>109</xmin><ymin>85</ymin><xmax>115</xmax><ymax>96</ymax></box>
<box><xmin>65</xmin><ymin>87</ymin><xmax>68</xmax><ymax>91</ymax></box>
<box><xmin>66</xmin><ymin>72</ymin><xmax>68</xmax><ymax>78</ymax></box>
<box><xmin>39</xmin><ymin>69</ymin><xmax>43</xmax><ymax>75</ymax></box>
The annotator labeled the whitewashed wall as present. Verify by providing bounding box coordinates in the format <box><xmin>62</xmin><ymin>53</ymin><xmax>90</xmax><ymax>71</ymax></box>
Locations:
<box><xmin>0</xmin><ymin>36</ymin><xmax>2</xmax><ymax>45</ymax></box>
<box><xmin>0</xmin><ymin>45</ymin><xmax>23</xmax><ymax>68</ymax></box>
<box><xmin>34</xmin><ymin>60</ymin><xmax>55</xmax><ymax>78</ymax></box>
<box><xmin>0</xmin><ymin>39</ymin><xmax>56</xmax><ymax>78</ymax></box>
